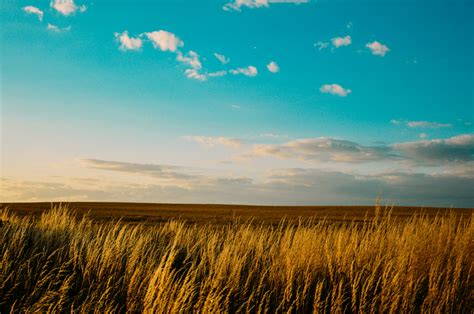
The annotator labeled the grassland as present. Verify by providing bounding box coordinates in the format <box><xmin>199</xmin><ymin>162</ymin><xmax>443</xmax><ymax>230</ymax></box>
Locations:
<box><xmin>0</xmin><ymin>202</ymin><xmax>472</xmax><ymax>312</ymax></box>
<box><xmin>2</xmin><ymin>201</ymin><xmax>472</xmax><ymax>224</ymax></box>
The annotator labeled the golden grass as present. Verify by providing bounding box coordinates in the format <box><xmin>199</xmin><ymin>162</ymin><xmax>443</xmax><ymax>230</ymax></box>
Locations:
<box><xmin>0</xmin><ymin>205</ymin><xmax>472</xmax><ymax>312</ymax></box>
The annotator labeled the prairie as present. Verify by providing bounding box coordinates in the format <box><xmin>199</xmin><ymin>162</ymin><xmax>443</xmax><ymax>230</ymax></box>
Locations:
<box><xmin>1</xmin><ymin>201</ymin><xmax>472</xmax><ymax>224</ymax></box>
<box><xmin>0</xmin><ymin>203</ymin><xmax>472</xmax><ymax>312</ymax></box>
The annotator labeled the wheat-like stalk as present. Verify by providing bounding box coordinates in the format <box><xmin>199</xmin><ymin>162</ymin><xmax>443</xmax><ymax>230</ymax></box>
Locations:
<box><xmin>0</xmin><ymin>205</ymin><xmax>472</xmax><ymax>312</ymax></box>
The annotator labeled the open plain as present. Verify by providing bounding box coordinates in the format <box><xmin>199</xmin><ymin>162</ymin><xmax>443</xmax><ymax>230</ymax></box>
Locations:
<box><xmin>1</xmin><ymin>202</ymin><xmax>472</xmax><ymax>225</ymax></box>
<box><xmin>1</xmin><ymin>202</ymin><xmax>472</xmax><ymax>312</ymax></box>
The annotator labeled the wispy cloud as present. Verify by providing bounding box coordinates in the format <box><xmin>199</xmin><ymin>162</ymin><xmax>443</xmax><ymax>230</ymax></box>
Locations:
<box><xmin>314</xmin><ymin>41</ymin><xmax>329</xmax><ymax>50</ymax></box>
<box><xmin>23</xmin><ymin>6</ymin><xmax>43</xmax><ymax>21</ymax></box>
<box><xmin>391</xmin><ymin>119</ymin><xmax>452</xmax><ymax>129</ymax></box>
<box><xmin>47</xmin><ymin>23</ymin><xmax>71</xmax><ymax>32</ymax></box>
<box><xmin>143</xmin><ymin>30</ymin><xmax>183</xmax><ymax>52</ymax></box>
<box><xmin>4</xmin><ymin>166</ymin><xmax>472</xmax><ymax>206</ymax></box>
<box><xmin>331</xmin><ymin>35</ymin><xmax>351</xmax><ymax>48</ymax></box>
<box><xmin>394</xmin><ymin>134</ymin><xmax>474</xmax><ymax>163</ymax></box>
<box><xmin>214</xmin><ymin>53</ymin><xmax>230</xmax><ymax>64</ymax></box>
<box><xmin>178</xmin><ymin>52</ymin><xmax>227</xmax><ymax>81</ymax></box>
<box><xmin>267</xmin><ymin>61</ymin><xmax>280</xmax><ymax>73</ymax></box>
<box><xmin>114</xmin><ymin>31</ymin><xmax>143</xmax><ymax>51</ymax></box>
<box><xmin>184</xmin><ymin>69</ymin><xmax>207</xmax><ymax>81</ymax></box>
<box><xmin>259</xmin><ymin>133</ymin><xmax>288</xmax><ymax>139</ymax></box>
<box><xmin>223</xmin><ymin>0</ymin><xmax>309</xmax><ymax>12</ymax></box>
<box><xmin>407</xmin><ymin>121</ymin><xmax>452</xmax><ymax>129</ymax></box>
<box><xmin>182</xmin><ymin>136</ymin><xmax>244</xmax><ymax>148</ymax></box>
<box><xmin>241</xmin><ymin>134</ymin><xmax>474</xmax><ymax>165</ymax></box>
<box><xmin>264</xmin><ymin>168</ymin><xmax>474</xmax><ymax>206</ymax></box>
<box><xmin>320</xmin><ymin>84</ymin><xmax>351</xmax><ymax>97</ymax></box>
<box><xmin>230</xmin><ymin>66</ymin><xmax>258</xmax><ymax>77</ymax></box>
<box><xmin>208</xmin><ymin>70</ymin><xmax>228</xmax><ymax>77</ymax></box>
<box><xmin>50</xmin><ymin>0</ymin><xmax>86</xmax><ymax>16</ymax></box>
<box><xmin>177</xmin><ymin>51</ymin><xmax>202</xmax><ymax>70</ymax></box>
<box><xmin>366</xmin><ymin>41</ymin><xmax>390</xmax><ymax>56</ymax></box>
<box><xmin>80</xmin><ymin>159</ymin><xmax>195</xmax><ymax>180</ymax></box>
<box><xmin>242</xmin><ymin>137</ymin><xmax>392</xmax><ymax>163</ymax></box>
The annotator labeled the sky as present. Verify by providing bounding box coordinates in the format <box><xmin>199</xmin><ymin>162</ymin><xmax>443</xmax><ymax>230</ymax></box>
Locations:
<box><xmin>1</xmin><ymin>0</ymin><xmax>473</xmax><ymax>207</ymax></box>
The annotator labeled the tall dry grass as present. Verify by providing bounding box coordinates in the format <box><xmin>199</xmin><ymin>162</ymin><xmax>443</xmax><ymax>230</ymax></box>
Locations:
<box><xmin>0</xmin><ymin>205</ymin><xmax>472</xmax><ymax>313</ymax></box>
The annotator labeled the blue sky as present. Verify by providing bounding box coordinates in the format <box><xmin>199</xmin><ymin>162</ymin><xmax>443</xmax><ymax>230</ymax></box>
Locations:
<box><xmin>1</xmin><ymin>0</ymin><xmax>473</xmax><ymax>206</ymax></box>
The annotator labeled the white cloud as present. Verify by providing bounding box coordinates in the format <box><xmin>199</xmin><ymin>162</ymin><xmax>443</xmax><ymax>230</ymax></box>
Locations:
<box><xmin>4</xmin><ymin>166</ymin><xmax>474</xmax><ymax>207</ymax></box>
<box><xmin>259</xmin><ymin>133</ymin><xmax>288</xmax><ymax>139</ymax></box>
<box><xmin>223</xmin><ymin>0</ymin><xmax>309</xmax><ymax>11</ymax></box>
<box><xmin>391</xmin><ymin>119</ymin><xmax>452</xmax><ymax>129</ymax></box>
<box><xmin>419</xmin><ymin>133</ymin><xmax>428</xmax><ymax>139</ymax></box>
<box><xmin>182</xmin><ymin>136</ymin><xmax>244</xmax><ymax>148</ymax></box>
<box><xmin>114</xmin><ymin>31</ymin><xmax>143</xmax><ymax>51</ymax></box>
<box><xmin>155</xmin><ymin>44</ymin><xmax>227</xmax><ymax>81</ymax></box>
<box><xmin>407</xmin><ymin>121</ymin><xmax>452</xmax><ymax>129</ymax></box>
<box><xmin>23</xmin><ymin>6</ymin><xmax>43</xmax><ymax>21</ymax></box>
<box><xmin>207</xmin><ymin>70</ymin><xmax>228</xmax><ymax>77</ymax></box>
<box><xmin>224</xmin><ymin>0</ymin><xmax>269</xmax><ymax>11</ymax></box>
<box><xmin>320</xmin><ymin>84</ymin><xmax>351</xmax><ymax>97</ymax></box>
<box><xmin>47</xmin><ymin>23</ymin><xmax>71</xmax><ymax>32</ymax></box>
<box><xmin>112</xmin><ymin>29</ymin><xmax>234</xmax><ymax>82</ymax></box>
<box><xmin>177</xmin><ymin>51</ymin><xmax>202</xmax><ymax>70</ymax></box>
<box><xmin>80</xmin><ymin>159</ymin><xmax>192</xmax><ymax>180</ymax></box>
<box><xmin>230</xmin><ymin>66</ymin><xmax>258</xmax><ymax>77</ymax></box>
<box><xmin>143</xmin><ymin>30</ymin><xmax>183</xmax><ymax>52</ymax></box>
<box><xmin>366</xmin><ymin>41</ymin><xmax>390</xmax><ymax>56</ymax></box>
<box><xmin>394</xmin><ymin>134</ymin><xmax>474</xmax><ymax>163</ymax></box>
<box><xmin>47</xmin><ymin>24</ymin><xmax>60</xmax><ymax>32</ymax></box>
<box><xmin>314</xmin><ymin>41</ymin><xmax>329</xmax><ymax>50</ymax></box>
<box><xmin>50</xmin><ymin>0</ymin><xmax>86</xmax><ymax>16</ymax></box>
<box><xmin>3</xmin><ymin>166</ymin><xmax>473</xmax><ymax>206</ymax></box>
<box><xmin>184</xmin><ymin>69</ymin><xmax>207</xmax><ymax>81</ymax></box>
<box><xmin>267</xmin><ymin>61</ymin><xmax>280</xmax><ymax>73</ymax></box>
<box><xmin>242</xmin><ymin>134</ymin><xmax>474</xmax><ymax>166</ymax></box>
<box><xmin>331</xmin><ymin>35</ymin><xmax>351</xmax><ymax>48</ymax></box>
<box><xmin>177</xmin><ymin>51</ymin><xmax>219</xmax><ymax>81</ymax></box>
<box><xmin>243</xmin><ymin>137</ymin><xmax>391</xmax><ymax>163</ymax></box>
<box><xmin>214</xmin><ymin>53</ymin><xmax>230</xmax><ymax>64</ymax></box>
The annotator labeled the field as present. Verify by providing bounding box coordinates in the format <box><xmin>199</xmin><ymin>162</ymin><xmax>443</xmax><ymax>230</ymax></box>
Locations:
<box><xmin>2</xmin><ymin>201</ymin><xmax>472</xmax><ymax>224</ymax></box>
<box><xmin>0</xmin><ymin>202</ymin><xmax>473</xmax><ymax>312</ymax></box>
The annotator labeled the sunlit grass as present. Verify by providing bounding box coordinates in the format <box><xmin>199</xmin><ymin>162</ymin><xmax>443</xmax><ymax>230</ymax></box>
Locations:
<box><xmin>1</xmin><ymin>205</ymin><xmax>472</xmax><ymax>312</ymax></box>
